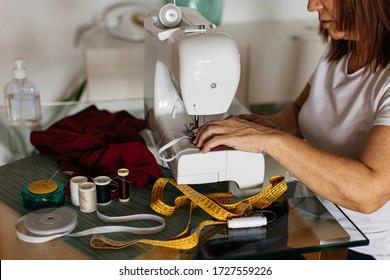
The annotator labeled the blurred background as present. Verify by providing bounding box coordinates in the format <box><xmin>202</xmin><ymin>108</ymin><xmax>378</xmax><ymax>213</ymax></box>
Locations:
<box><xmin>0</xmin><ymin>0</ymin><xmax>322</xmax><ymax>107</ymax></box>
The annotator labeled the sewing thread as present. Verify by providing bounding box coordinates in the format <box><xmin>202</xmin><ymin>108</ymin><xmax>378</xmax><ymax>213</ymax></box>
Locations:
<box><xmin>78</xmin><ymin>182</ymin><xmax>97</xmax><ymax>213</ymax></box>
<box><xmin>117</xmin><ymin>168</ymin><xmax>130</xmax><ymax>202</ymax></box>
<box><xmin>93</xmin><ymin>176</ymin><xmax>112</xmax><ymax>206</ymax></box>
<box><xmin>70</xmin><ymin>176</ymin><xmax>88</xmax><ymax>206</ymax></box>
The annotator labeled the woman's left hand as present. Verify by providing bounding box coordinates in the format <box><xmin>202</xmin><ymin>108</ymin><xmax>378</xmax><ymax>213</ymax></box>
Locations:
<box><xmin>192</xmin><ymin>116</ymin><xmax>276</xmax><ymax>154</ymax></box>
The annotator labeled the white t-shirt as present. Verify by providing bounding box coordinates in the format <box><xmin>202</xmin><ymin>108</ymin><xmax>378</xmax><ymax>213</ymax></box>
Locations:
<box><xmin>298</xmin><ymin>45</ymin><xmax>390</xmax><ymax>259</ymax></box>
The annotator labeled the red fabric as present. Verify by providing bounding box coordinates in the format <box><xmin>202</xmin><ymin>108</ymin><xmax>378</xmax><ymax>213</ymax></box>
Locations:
<box><xmin>30</xmin><ymin>105</ymin><xmax>162</xmax><ymax>189</ymax></box>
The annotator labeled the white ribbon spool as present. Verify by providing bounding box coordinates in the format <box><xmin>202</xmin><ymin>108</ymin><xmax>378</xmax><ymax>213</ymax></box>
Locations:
<box><xmin>15</xmin><ymin>206</ymin><xmax>166</xmax><ymax>243</ymax></box>
<box><xmin>227</xmin><ymin>216</ymin><xmax>267</xmax><ymax>229</ymax></box>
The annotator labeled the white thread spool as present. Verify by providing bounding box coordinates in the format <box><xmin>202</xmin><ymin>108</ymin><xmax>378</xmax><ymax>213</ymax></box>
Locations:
<box><xmin>69</xmin><ymin>176</ymin><xmax>88</xmax><ymax>206</ymax></box>
<box><xmin>159</xmin><ymin>3</ymin><xmax>182</xmax><ymax>27</ymax></box>
<box><xmin>78</xmin><ymin>182</ymin><xmax>97</xmax><ymax>213</ymax></box>
<box><xmin>227</xmin><ymin>216</ymin><xmax>267</xmax><ymax>229</ymax></box>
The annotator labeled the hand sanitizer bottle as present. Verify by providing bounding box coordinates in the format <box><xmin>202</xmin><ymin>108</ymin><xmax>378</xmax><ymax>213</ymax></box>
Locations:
<box><xmin>3</xmin><ymin>59</ymin><xmax>42</xmax><ymax>126</ymax></box>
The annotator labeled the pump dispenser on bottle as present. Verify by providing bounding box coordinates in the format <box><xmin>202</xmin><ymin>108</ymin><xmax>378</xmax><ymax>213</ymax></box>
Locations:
<box><xmin>3</xmin><ymin>59</ymin><xmax>42</xmax><ymax>126</ymax></box>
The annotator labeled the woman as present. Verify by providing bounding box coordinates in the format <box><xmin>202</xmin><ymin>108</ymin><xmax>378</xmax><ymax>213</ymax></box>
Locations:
<box><xmin>193</xmin><ymin>0</ymin><xmax>390</xmax><ymax>259</ymax></box>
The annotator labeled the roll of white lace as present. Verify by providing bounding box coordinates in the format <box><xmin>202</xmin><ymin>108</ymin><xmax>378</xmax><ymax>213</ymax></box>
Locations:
<box><xmin>15</xmin><ymin>206</ymin><xmax>165</xmax><ymax>243</ymax></box>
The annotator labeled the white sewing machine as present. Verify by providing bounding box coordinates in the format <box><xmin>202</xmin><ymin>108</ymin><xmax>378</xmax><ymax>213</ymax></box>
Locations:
<box><xmin>144</xmin><ymin>4</ymin><xmax>265</xmax><ymax>189</ymax></box>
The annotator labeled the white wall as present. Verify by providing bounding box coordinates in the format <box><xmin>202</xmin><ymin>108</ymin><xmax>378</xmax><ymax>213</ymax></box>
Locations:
<box><xmin>0</xmin><ymin>0</ymin><xmax>160</xmax><ymax>106</ymax></box>
<box><xmin>223</xmin><ymin>0</ymin><xmax>315</xmax><ymax>22</ymax></box>
<box><xmin>0</xmin><ymin>0</ymin><xmax>315</xmax><ymax>106</ymax></box>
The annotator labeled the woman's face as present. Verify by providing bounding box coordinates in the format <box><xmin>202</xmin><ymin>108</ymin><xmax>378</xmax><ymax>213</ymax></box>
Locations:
<box><xmin>307</xmin><ymin>0</ymin><xmax>353</xmax><ymax>40</ymax></box>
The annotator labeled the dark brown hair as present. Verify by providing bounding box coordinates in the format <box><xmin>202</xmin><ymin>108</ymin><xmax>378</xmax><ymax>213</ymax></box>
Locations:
<box><xmin>320</xmin><ymin>0</ymin><xmax>390</xmax><ymax>72</ymax></box>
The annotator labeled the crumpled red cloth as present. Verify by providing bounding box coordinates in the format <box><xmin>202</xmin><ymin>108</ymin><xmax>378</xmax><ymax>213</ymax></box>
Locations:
<box><xmin>30</xmin><ymin>105</ymin><xmax>162</xmax><ymax>189</ymax></box>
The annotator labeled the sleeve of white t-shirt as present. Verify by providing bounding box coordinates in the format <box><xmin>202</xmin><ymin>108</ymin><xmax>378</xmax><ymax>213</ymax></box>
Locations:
<box><xmin>374</xmin><ymin>82</ymin><xmax>390</xmax><ymax>126</ymax></box>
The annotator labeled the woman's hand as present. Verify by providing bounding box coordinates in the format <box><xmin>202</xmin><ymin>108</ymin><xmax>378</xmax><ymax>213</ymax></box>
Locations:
<box><xmin>192</xmin><ymin>116</ymin><xmax>277</xmax><ymax>154</ymax></box>
<box><xmin>238</xmin><ymin>114</ymin><xmax>278</xmax><ymax>128</ymax></box>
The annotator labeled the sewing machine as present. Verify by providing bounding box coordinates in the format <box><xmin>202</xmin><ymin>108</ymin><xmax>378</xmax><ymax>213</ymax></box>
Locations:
<box><xmin>143</xmin><ymin>5</ymin><xmax>265</xmax><ymax>189</ymax></box>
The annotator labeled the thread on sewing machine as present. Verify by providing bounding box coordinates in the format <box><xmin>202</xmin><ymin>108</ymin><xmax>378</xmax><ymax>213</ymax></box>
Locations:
<box><xmin>117</xmin><ymin>168</ymin><xmax>130</xmax><ymax>202</ymax></box>
<box><xmin>78</xmin><ymin>182</ymin><xmax>97</xmax><ymax>213</ymax></box>
<box><xmin>159</xmin><ymin>2</ymin><xmax>182</xmax><ymax>28</ymax></box>
<box><xmin>158</xmin><ymin>134</ymin><xmax>199</xmax><ymax>163</ymax></box>
<box><xmin>93</xmin><ymin>176</ymin><xmax>112</xmax><ymax>206</ymax></box>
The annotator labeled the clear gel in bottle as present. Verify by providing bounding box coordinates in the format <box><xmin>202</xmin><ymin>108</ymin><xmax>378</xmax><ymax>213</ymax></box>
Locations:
<box><xmin>4</xmin><ymin>59</ymin><xmax>42</xmax><ymax>126</ymax></box>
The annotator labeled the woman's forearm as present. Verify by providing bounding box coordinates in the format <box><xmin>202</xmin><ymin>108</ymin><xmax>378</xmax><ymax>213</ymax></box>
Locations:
<box><xmin>266</xmin><ymin>127</ymin><xmax>390</xmax><ymax>213</ymax></box>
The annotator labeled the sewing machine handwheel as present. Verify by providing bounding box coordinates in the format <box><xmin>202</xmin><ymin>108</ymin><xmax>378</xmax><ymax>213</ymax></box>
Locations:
<box><xmin>159</xmin><ymin>4</ymin><xmax>182</xmax><ymax>28</ymax></box>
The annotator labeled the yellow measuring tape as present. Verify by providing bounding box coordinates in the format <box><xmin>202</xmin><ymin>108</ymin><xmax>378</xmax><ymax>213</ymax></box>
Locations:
<box><xmin>90</xmin><ymin>175</ymin><xmax>287</xmax><ymax>250</ymax></box>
